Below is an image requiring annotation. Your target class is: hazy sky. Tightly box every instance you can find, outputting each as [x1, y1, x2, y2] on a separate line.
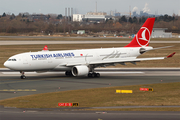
[0, 0, 180, 16]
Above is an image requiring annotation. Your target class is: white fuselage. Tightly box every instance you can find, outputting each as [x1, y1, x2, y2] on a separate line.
[4, 46, 153, 71]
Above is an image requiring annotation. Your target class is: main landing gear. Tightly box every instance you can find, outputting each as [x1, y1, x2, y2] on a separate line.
[20, 71, 26, 79]
[88, 72, 100, 78]
[65, 71, 100, 78]
[88, 66, 100, 78]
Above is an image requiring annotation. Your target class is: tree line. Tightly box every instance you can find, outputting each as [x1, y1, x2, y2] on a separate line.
[0, 12, 179, 35]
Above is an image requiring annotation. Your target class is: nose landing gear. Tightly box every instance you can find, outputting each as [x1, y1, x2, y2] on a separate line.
[20, 71, 26, 79]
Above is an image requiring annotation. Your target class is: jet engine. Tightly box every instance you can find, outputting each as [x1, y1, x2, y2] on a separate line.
[71, 65, 89, 76]
[139, 48, 146, 54]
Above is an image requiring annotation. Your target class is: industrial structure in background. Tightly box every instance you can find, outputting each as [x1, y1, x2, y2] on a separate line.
[72, 9, 159, 22]
[1, 1, 178, 38]
[72, 2, 130, 22]
[64, 2, 174, 38]
[71, 2, 160, 22]
[65, 7, 73, 21]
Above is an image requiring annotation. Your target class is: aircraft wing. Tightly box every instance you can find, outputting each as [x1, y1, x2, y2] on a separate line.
[65, 52, 175, 67]
[89, 57, 165, 65]
[66, 62, 87, 66]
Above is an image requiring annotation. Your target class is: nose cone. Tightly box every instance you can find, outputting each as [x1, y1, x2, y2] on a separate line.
[4, 61, 9, 68]
[4, 61, 16, 70]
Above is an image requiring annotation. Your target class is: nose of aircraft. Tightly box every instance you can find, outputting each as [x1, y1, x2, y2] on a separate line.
[4, 60, 19, 70]
[4, 61, 9, 68]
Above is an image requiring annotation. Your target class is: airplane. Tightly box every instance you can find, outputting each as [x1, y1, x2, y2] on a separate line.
[4, 18, 176, 79]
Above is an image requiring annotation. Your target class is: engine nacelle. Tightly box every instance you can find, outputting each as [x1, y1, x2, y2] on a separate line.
[139, 48, 146, 54]
[71, 66, 89, 76]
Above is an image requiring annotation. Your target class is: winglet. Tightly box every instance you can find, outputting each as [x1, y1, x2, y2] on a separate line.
[43, 45, 48, 51]
[166, 52, 176, 58]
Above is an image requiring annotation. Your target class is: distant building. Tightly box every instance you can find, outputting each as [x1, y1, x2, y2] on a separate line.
[77, 30, 85, 34]
[140, 11, 149, 17]
[132, 11, 137, 17]
[28, 14, 48, 21]
[73, 12, 112, 22]
[73, 14, 85, 22]
[115, 12, 121, 16]
[83, 13, 112, 22]
[110, 11, 114, 16]
[86, 12, 107, 15]
[152, 28, 172, 38]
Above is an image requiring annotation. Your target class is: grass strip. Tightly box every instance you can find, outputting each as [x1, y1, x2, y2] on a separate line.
[0, 82, 180, 110]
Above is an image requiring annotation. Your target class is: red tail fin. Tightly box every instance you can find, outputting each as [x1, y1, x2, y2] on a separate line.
[125, 18, 155, 47]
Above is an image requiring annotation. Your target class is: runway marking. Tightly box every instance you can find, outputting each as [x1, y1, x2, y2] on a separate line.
[0, 89, 36, 91]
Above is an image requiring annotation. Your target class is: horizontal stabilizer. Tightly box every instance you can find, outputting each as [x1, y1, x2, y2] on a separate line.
[140, 46, 174, 53]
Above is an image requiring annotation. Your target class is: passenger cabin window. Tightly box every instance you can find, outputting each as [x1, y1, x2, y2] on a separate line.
[8, 59, 16, 61]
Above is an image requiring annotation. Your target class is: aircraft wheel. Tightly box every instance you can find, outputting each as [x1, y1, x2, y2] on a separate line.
[92, 73, 96, 78]
[20, 71, 26, 79]
[20, 75, 26, 79]
[96, 73, 100, 77]
[88, 73, 92, 77]
[88, 73, 100, 78]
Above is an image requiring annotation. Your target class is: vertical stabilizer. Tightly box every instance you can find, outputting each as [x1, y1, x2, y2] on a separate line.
[125, 18, 155, 47]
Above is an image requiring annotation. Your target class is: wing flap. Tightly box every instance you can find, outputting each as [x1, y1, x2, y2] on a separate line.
[66, 62, 87, 66]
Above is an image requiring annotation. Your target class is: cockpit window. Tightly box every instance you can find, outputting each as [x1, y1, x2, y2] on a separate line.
[8, 59, 16, 61]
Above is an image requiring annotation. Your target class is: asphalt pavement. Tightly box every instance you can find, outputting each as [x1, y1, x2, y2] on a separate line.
[0, 68, 180, 120]
[0, 68, 180, 100]
[0, 107, 180, 120]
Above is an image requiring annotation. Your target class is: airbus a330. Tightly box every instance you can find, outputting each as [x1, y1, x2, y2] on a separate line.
[4, 18, 175, 79]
